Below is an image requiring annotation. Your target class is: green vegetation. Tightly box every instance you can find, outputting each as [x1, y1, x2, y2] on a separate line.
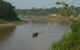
[56, 2, 76, 17]
[50, 2, 80, 50]
[50, 21, 80, 50]
[0, 0, 20, 22]
[16, 5, 80, 17]
[0, 19, 8, 24]
[16, 7, 60, 16]
[71, 21, 80, 32]
[50, 32, 80, 50]
[16, 8, 54, 16]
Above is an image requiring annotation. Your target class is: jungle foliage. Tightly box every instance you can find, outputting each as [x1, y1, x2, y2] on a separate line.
[0, 0, 19, 21]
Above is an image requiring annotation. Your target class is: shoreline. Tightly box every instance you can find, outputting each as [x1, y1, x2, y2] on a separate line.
[0, 21, 28, 31]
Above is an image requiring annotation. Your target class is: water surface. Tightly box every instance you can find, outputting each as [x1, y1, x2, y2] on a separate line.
[0, 21, 70, 50]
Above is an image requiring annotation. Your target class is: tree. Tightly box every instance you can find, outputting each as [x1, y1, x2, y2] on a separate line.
[0, 0, 2, 1]
[75, 7, 80, 16]
[56, 2, 76, 17]
[0, 0, 19, 21]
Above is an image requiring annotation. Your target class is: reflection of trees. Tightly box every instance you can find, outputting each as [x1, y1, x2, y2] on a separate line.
[0, 26, 16, 42]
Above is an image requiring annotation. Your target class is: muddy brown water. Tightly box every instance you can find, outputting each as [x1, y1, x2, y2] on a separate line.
[0, 21, 70, 50]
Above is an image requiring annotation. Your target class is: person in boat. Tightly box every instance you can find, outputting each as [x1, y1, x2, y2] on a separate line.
[32, 32, 39, 38]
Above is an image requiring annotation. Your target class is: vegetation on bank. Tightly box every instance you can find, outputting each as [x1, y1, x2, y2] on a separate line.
[16, 3, 80, 17]
[16, 1, 80, 24]
[16, 7, 80, 16]
[50, 2, 80, 50]
[50, 21, 80, 50]
[0, 0, 20, 24]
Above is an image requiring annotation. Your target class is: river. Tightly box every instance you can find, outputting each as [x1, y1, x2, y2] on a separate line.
[0, 21, 70, 50]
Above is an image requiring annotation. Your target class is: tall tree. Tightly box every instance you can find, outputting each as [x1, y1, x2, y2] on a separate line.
[56, 2, 76, 17]
[0, 0, 19, 21]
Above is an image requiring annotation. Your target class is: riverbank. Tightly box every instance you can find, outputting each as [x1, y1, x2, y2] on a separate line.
[50, 32, 80, 50]
[0, 21, 29, 32]
[50, 20, 80, 50]
[0, 20, 29, 25]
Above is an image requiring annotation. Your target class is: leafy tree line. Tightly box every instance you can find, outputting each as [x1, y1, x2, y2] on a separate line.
[0, 0, 19, 21]
[16, 6, 80, 17]
[16, 7, 58, 16]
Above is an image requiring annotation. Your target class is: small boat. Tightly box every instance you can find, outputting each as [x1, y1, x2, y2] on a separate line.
[32, 32, 39, 38]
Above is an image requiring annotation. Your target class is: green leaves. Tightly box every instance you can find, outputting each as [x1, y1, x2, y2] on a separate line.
[56, 2, 68, 7]
[0, 0, 19, 21]
[56, 2, 76, 17]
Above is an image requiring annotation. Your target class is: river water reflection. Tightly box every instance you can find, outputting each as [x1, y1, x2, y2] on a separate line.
[0, 21, 70, 50]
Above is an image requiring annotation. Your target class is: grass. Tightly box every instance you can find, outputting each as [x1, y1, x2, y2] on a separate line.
[0, 19, 8, 24]
[50, 21, 80, 50]
[50, 32, 80, 50]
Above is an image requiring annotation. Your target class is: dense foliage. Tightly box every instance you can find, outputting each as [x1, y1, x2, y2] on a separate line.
[71, 21, 80, 32]
[50, 2, 80, 50]
[0, 0, 19, 21]
[50, 21, 80, 50]
[50, 32, 80, 50]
